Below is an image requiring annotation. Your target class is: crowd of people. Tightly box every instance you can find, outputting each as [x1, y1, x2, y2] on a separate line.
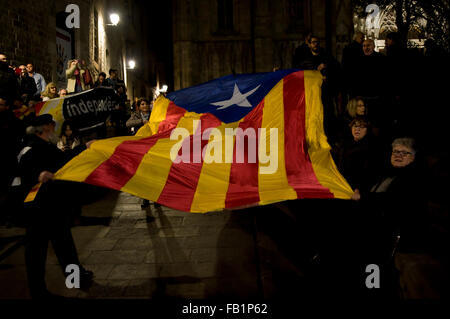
[292, 31, 448, 296]
[0, 53, 160, 298]
[0, 30, 447, 298]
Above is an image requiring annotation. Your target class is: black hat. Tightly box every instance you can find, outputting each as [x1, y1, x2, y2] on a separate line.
[31, 114, 55, 127]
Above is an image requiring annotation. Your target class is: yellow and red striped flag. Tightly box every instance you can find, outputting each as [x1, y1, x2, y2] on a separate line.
[53, 70, 353, 212]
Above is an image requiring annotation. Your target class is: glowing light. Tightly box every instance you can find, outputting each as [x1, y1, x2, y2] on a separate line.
[110, 13, 120, 26]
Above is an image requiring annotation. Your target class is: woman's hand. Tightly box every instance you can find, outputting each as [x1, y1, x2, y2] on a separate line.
[38, 171, 54, 183]
[351, 189, 361, 201]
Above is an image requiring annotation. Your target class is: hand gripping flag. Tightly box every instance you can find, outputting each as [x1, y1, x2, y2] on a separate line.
[51, 70, 353, 212]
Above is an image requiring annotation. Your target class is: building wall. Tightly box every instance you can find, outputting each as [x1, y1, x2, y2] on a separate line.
[172, 0, 353, 90]
[0, 0, 55, 82]
[1, 0, 158, 102]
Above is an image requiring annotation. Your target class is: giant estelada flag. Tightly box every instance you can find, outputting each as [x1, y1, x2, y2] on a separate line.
[52, 70, 353, 213]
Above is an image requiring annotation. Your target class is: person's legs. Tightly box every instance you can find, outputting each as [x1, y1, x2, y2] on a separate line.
[24, 206, 50, 298]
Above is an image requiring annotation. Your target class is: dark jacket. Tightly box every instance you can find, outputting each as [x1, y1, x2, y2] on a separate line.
[365, 163, 427, 252]
[335, 135, 382, 193]
[0, 110, 23, 189]
[18, 135, 85, 195]
[0, 62, 19, 100]
[18, 74, 38, 100]
[351, 52, 386, 97]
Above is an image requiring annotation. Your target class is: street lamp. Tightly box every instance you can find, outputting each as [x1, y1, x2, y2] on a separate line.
[109, 13, 120, 26]
[128, 60, 136, 69]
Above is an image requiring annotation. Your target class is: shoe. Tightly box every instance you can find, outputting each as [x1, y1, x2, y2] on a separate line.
[79, 266, 94, 289]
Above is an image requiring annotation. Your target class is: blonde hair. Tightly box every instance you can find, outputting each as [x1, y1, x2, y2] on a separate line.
[41, 82, 58, 99]
[346, 97, 365, 118]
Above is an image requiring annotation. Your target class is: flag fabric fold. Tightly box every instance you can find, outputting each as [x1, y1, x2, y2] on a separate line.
[53, 70, 353, 213]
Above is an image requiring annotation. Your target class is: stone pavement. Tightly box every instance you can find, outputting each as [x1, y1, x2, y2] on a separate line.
[0, 190, 310, 300]
[0, 190, 447, 300]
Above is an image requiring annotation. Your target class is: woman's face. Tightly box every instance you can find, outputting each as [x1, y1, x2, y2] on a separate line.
[391, 145, 415, 168]
[356, 100, 365, 116]
[139, 101, 150, 113]
[99, 75, 105, 83]
[351, 123, 367, 141]
[65, 125, 73, 137]
[50, 86, 57, 94]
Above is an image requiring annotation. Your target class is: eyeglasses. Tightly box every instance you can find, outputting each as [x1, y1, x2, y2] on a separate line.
[392, 150, 413, 156]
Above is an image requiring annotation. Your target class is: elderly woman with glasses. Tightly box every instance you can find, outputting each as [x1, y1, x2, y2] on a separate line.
[352, 137, 426, 254]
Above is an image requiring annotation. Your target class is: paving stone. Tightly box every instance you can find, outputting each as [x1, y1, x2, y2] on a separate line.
[0, 227, 26, 237]
[1, 245, 26, 265]
[113, 204, 143, 211]
[123, 278, 158, 296]
[109, 216, 139, 227]
[145, 248, 191, 263]
[72, 225, 111, 239]
[105, 228, 150, 239]
[152, 216, 185, 228]
[157, 227, 200, 238]
[183, 214, 229, 226]
[84, 250, 147, 264]
[87, 279, 130, 298]
[134, 220, 150, 229]
[81, 264, 115, 280]
[160, 262, 216, 278]
[83, 238, 119, 251]
[182, 235, 222, 248]
[108, 264, 160, 279]
[189, 248, 217, 263]
[165, 282, 206, 298]
[114, 238, 154, 250]
[116, 195, 143, 204]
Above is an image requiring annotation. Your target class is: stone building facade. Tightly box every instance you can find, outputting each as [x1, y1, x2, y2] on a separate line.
[1, 0, 162, 101]
[172, 0, 354, 90]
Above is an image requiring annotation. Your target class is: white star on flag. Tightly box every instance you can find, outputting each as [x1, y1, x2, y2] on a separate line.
[211, 83, 261, 110]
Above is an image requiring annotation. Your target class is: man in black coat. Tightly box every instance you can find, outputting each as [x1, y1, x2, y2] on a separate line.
[292, 34, 342, 144]
[0, 53, 20, 101]
[18, 114, 94, 298]
[17, 65, 38, 104]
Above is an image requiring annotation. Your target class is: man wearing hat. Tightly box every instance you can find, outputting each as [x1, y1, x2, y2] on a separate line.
[17, 114, 94, 299]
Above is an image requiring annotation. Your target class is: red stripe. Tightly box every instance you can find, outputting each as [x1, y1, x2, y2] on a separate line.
[84, 102, 186, 189]
[283, 71, 333, 198]
[157, 102, 186, 134]
[224, 101, 264, 208]
[35, 101, 45, 114]
[156, 113, 222, 211]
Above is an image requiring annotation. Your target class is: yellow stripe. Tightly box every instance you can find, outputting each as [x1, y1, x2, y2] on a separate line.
[304, 71, 353, 199]
[56, 96, 172, 183]
[136, 95, 170, 136]
[190, 121, 239, 213]
[55, 135, 141, 182]
[24, 183, 41, 203]
[258, 79, 297, 204]
[121, 112, 202, 201]
[39, 99, 65, 135]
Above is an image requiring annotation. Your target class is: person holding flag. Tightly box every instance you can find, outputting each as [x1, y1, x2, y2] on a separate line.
[17, 114, 94, 298]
